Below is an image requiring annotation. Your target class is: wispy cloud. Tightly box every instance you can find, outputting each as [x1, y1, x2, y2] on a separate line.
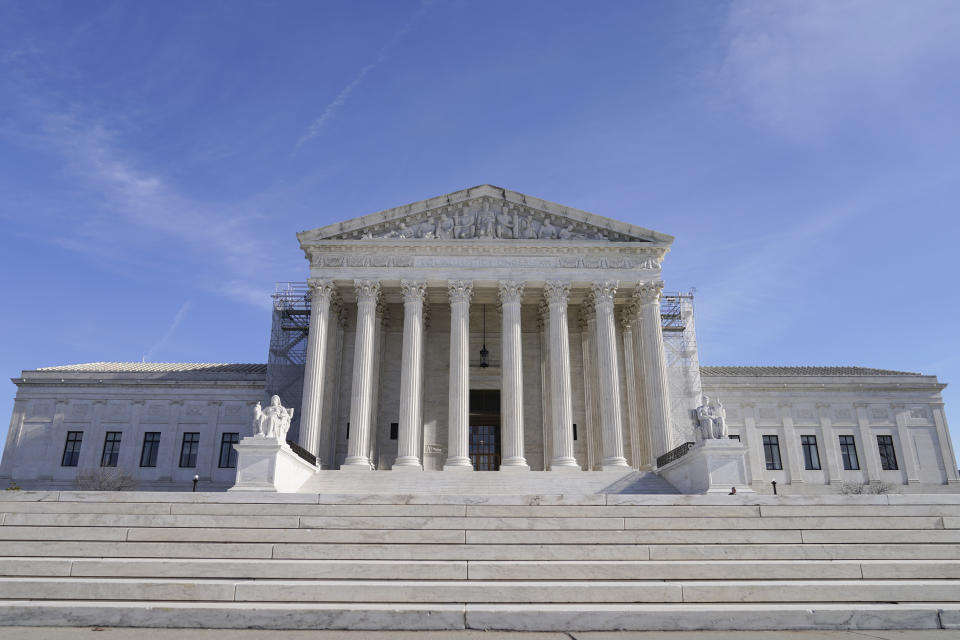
[143, 300, 191, 361]
[717, 1, 960, 140]
[296, 0, 436, 148]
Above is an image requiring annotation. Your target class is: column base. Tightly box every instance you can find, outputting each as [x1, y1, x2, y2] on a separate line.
[601, 456, 629, 470]
[499, 463, 530, 472]
[550, 460, 582, 472]
[443, 464, 474, 471]
[601, 463, 631, 471]
[392, 462, 423, 471]
[340, 457, 374, 471]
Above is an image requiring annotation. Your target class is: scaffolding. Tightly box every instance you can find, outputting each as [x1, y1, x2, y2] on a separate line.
[661, 292, 702, 447]
[264, 282, 310, 441]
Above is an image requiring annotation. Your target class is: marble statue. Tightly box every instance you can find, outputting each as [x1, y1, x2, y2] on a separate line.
[695, 395, 727, 440]
[253, 395, 295, 442]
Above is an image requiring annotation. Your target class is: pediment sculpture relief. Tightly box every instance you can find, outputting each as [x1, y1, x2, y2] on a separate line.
[332, 199, 645, 242]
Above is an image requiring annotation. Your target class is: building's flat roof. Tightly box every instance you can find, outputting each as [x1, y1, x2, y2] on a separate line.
[700, 366, 922, 377]
[33, 362, 268, 375]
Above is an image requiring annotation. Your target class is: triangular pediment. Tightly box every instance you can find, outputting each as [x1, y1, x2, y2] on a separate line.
[297, 185, 674, 245]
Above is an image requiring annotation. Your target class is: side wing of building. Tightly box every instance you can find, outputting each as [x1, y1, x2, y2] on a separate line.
[0, 363, 266, 491]
[701, 366, 959, 493]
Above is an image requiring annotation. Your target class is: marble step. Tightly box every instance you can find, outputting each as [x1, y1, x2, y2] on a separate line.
[6, 491, 960, 506]
[6, 499, 960, 519]
[3, 541, 960, 561]
[7, 558, 960, 581]
[0, 510, 948, 531]
[1, 577, 960, 603]
[0, 600, 954, 631]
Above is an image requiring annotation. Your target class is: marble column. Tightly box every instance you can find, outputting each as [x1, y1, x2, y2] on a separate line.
[620, 310, 642, 470]
[343, 279, 380, 470]
[816, 403, 842, 485]
[537, 301, 553, 471]
[444, 280, 473, 470]
[394, 280, 427, 470]
[631, 305, 652, 469]
[635, 281, 673, 464]
[499, 280, 529, 471]
[299, 278, 336, 461]
[544, 281, 579, 471]
[592, 281, 629, 469]
[579, 300, 600, 470]
[932, 403, 960, 483]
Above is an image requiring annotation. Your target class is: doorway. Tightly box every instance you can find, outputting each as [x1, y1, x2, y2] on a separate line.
[469, 389, 500, 471]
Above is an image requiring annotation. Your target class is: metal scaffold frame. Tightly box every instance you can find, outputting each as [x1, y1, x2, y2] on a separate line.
[264, 282, 310, 440]
[662, 292, 702, 447]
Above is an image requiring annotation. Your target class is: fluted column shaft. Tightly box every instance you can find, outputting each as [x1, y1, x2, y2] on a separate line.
[621, 312, 642, 470]
[299, 279, 335, 462]
[394, 281, 426, 470]
[593, 282, 629, 469]
[545, 281, 579, 470]
[444, 280, 473, 470]
[636, 281, 673, 464]
[499, 281, 529, 470]
[343, 280, 380, 469]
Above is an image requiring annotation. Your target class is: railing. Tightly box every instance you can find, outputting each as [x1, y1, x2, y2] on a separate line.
[286, 440, 317, 466]
[656, 441, 695, 468]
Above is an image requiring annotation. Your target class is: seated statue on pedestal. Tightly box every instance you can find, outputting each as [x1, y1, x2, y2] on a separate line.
[695, 394, 727, 441]
[253, 395, 295, 442]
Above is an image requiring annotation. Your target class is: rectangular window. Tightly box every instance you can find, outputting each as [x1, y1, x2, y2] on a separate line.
[179, 432, 200, 468]
[728, 434, 741, 441]
[140, 432, 160, 468]
[839, 435, 860, 470]
[100, 431, 122, 467]
[801, 435, 821, 470]
[572, 424, 578, 441]
[762, 435, 782, 470]
[61, 431, 83, 467]
[218, 432, 240, 469]
[877, 435, 899, 471]
[389, 422, 399, 440]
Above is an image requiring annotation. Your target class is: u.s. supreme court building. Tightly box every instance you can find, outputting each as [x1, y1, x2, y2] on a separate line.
[2, 185, 957, 494]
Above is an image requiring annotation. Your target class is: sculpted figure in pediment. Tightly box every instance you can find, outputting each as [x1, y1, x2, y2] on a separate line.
[538, 216, 558, 239]
[455, 207, 477, 239]
[519, 216, 538, 239]
[435, 212, 454, 239]
[476, 204, 496, 238]
[495, 207, 515, 238]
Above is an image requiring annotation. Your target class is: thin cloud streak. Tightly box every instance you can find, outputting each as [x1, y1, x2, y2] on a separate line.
[143, 300, 191, 361]
[295, 0, 435, 148]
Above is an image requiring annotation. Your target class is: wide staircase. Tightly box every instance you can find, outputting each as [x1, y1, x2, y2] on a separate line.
[0, 490, 958, 631]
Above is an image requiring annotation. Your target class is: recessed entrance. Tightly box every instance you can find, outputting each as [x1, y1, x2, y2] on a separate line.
[469, 389, 500, 471]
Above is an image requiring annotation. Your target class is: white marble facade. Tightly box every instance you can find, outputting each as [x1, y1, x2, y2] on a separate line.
[294, 185, 677, 474]
[1, 185, 957, 492]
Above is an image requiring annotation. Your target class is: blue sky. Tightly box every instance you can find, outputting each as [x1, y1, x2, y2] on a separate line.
[2, 1, 959, 464]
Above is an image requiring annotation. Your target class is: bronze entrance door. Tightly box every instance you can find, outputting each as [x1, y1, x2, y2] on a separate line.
[469, 390, 500, 471]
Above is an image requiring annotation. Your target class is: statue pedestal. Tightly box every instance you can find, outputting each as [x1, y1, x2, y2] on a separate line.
[658, 440, 755, 494]
[229, 436, 317, 493]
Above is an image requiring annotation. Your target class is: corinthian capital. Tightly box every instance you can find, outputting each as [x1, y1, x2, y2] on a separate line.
[591, 280, 619, 305]
[634, 280, 664, 305]
[400, 280, 427, 303]
[307, 278, 336, 303]
[448, 280, 474, 303]
[543, 280, 570, 305]
[498, 280, 525, 305]
[354, 279, 381, 303]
